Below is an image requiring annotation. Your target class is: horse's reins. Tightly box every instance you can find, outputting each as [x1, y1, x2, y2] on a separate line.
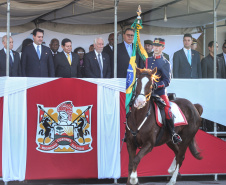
[123, 73, 153, 149]
[125, 97, 152, 149]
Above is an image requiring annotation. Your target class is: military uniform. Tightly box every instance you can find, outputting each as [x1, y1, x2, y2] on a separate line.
[146, 55, 171, 96]
[147, 38, 182, 144]
[150, 51, 169, 61]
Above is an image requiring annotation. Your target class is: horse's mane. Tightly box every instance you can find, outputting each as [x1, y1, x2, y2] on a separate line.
[137, 68, 160, 83]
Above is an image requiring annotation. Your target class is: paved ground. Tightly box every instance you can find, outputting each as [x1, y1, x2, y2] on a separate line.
[1, 175, 226, 185]
[2, 181, 226, 185]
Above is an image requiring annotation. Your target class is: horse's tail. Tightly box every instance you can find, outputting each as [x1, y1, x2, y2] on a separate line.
[193, 103, 203, 116]
[189, 137, 203, 160]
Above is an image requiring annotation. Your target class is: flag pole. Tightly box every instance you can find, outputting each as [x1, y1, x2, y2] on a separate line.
[6, 0, 10, 77]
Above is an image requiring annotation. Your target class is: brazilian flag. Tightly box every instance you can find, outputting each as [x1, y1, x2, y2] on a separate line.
[125, 19, 148, 114]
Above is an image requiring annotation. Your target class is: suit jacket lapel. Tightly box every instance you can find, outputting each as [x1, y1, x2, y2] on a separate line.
[92, 51, 100, 71]
[191, 50, 195, 66]
[32, 44, 40, 60]
[102, 53, 106, 75]
[181, 49, 190, 65]
[122, 43, 130, 59]
[62, 52, 71, 66]
[40, 45, 46, 60]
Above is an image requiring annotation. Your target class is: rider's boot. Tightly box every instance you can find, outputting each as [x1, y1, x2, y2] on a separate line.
[167, 118, 182, 144]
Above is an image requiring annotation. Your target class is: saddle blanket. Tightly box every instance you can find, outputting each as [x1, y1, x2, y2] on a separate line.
[154, 101, 188, 127]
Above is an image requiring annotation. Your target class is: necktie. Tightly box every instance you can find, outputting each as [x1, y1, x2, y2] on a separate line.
[128, 44, 132, 57]
[98, 54, 103, 78]
[37, 45, 41, 59]
[67, 53, 71, 65]
[9, 51, 13, 67]
[187, 49, 191, 65]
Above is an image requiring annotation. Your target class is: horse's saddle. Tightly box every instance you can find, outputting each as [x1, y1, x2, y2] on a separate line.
[152, 93, 188, 127]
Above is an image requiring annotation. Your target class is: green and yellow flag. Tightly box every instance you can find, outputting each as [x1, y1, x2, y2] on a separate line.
[125, 18, 148, 114]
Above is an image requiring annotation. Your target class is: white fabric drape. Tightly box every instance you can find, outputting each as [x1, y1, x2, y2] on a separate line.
[2, 90, 27, 181]
[0, 77, 57, 97]
[97, 85, 121, 179]
[1, 77, 226, 182]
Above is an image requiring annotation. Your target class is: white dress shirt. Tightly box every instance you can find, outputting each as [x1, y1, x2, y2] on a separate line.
[33, 42, 42, 55]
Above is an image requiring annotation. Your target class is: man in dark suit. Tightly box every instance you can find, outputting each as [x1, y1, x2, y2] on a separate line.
[103, 33, 114, 78]
[173, 33, 202, 78]
[117, 28, 144, 78]
[21, 28, 55, 77]
[54, 38, 81, 78]
[201, 41, 225, 78]
[0, 35, 21, 76]
[217, 40, 226, 78]
[49, 38, 60, 57]
[84, 37, 111, 78]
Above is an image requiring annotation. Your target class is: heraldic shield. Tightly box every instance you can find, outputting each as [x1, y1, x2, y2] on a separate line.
[36, 101, 93, 153]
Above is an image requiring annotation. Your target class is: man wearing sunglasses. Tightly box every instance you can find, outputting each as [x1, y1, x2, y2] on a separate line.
[117, 28, 144, 78]
[217, 40, 226, 78]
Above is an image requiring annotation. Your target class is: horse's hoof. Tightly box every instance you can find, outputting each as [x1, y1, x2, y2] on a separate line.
[130, 178, 138, 185]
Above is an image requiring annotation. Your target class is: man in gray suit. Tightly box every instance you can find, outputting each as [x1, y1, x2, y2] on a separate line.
[201, 41, 225, 78]
[173, 33, 202, 78]
[217, 40, 226, 78]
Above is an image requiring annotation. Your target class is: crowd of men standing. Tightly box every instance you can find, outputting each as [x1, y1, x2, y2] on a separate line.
[0, 28, 226, 79]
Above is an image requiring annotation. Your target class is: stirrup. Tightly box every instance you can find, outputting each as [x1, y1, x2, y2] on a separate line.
[172, 133, 182, 144]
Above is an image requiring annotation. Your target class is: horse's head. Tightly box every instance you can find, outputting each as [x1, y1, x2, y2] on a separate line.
[134, 67, 158, 109]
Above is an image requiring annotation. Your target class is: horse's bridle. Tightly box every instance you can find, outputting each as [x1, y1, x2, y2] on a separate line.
[137, 92, 152, 102]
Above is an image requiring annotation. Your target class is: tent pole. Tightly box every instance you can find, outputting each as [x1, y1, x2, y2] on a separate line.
[6, 0, 10, 77]
[203, 25, 206, 57]
[114, 0, 119, 78]
[213, 0, 217, 79]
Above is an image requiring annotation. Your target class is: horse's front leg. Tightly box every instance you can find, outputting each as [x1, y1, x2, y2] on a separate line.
[130, 142, 153, 185]
[126, 138, 137, 185]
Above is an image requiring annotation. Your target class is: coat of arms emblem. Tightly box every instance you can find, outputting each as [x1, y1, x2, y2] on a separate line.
[36, 101, 93, 153]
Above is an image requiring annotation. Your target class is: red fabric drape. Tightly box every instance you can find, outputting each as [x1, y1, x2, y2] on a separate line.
[120, 92, 226, 177]
[26, 78, 98, 180]
[0, 97, 3, 177]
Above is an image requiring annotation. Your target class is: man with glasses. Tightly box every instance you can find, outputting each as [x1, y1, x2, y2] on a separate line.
[103, 33, 115, 78]
[117, 28, 144, 78]
[201, 41, 225, 78]
[217, 40, 226, 78]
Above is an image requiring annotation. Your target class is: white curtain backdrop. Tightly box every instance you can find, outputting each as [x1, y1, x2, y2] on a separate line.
[2, 90, 27, 181]
[97, 85, 121, 179]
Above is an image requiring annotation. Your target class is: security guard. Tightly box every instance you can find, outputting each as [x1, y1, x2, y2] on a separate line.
[146, 38, 182, 144]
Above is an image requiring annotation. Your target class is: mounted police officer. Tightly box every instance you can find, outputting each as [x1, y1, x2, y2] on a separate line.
[146, 38, 182, 144]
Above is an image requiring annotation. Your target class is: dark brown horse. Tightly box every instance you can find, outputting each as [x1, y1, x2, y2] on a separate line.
[126, 68, 203, 185]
